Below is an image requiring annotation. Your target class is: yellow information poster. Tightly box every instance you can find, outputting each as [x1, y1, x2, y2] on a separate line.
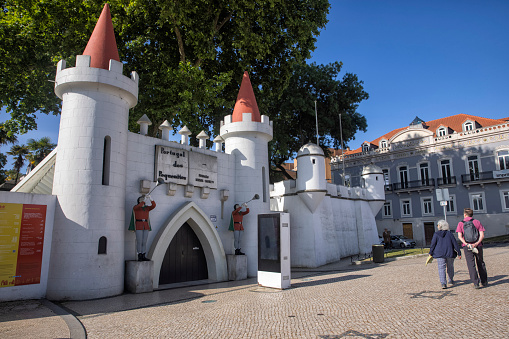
[0, 203, 46, 288]
[0, 203, 23, 287]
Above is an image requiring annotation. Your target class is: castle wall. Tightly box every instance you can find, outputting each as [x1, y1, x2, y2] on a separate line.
[124, 132, 237, 264]
[271, 182, 380, 268]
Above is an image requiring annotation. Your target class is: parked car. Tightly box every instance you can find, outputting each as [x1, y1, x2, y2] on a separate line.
[391, 235, 416, 248]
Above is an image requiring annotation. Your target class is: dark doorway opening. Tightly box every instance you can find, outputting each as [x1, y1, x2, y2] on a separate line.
[424, 222, 435, 246]
[159, 223, 208, 285]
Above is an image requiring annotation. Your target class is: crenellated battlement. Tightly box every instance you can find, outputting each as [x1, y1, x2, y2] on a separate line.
[56, 55, 139, 84]
[220, 113, 273, 127]
[219, 113, 273, 141]
[54, 55, 139, 108]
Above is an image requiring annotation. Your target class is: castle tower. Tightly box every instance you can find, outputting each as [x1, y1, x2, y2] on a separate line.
[220, 72, 273, 277]
[361, 164, 385, 215]
[296, 143, 327, 213]
[48, 4, 138, 300]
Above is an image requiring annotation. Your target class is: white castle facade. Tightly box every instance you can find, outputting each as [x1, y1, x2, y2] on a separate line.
[0, 4, 383, 301]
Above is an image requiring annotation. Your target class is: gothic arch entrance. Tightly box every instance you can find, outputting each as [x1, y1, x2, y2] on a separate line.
[148, 201, 228, 289]
[159, 222, 208, 284]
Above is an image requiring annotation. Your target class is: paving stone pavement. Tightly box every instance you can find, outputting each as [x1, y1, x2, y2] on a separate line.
[1, 244, 508, 338]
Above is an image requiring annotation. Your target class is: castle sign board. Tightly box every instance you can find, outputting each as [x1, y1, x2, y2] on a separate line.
[155, 146, 217, 189]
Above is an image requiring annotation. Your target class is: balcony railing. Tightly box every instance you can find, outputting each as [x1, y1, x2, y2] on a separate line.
[392, 179, 435, 191]
[437, 176, 457, 186]
[461, 171, 494, 183]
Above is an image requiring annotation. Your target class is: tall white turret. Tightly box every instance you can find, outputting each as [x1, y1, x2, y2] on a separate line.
[220, 72, 273, 277]
[49, 4, 138, 300]
[296, 143, 327, 213]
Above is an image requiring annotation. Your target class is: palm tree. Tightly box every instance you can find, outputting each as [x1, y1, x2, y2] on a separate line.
[27, 137, 56, 169]
[7, 145, 29, 183]
[0, 123, 18, 146]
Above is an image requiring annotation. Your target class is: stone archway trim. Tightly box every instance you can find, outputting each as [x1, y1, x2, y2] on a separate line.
[148, 201, 228, 288]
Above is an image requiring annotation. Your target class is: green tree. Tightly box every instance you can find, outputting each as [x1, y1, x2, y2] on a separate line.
[0, 123, 18, 184]
[6, 144, 29, 183]
[263, 62, 368, 181]
[26, 137, 56, 170]
[0, 0, 330, 138]
[0, 153, 7, 183]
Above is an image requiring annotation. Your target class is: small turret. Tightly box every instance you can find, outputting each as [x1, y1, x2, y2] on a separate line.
[296, 143, 326, 213]
[361, 163, 385, 215]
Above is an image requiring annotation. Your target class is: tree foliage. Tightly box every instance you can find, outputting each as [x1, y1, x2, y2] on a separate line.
[1, 0, 330, 138]
[263, 61, 368, 181]
[26, 136, 56, 170]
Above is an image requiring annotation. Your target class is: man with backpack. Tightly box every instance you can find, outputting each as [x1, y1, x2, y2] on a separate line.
[456, 208, 488, 289]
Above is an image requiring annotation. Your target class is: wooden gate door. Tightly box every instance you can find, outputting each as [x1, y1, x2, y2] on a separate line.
[159, 223, 208, 285]
[424, 222, 435, 246]
[402, 223, 413, 239]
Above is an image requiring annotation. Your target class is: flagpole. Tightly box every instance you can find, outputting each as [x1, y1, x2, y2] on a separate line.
[315, 100, 319, 145]
[339, 113, 345, 185]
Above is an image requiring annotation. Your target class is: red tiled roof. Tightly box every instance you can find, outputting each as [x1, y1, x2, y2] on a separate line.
[346, 114, 507, 155]
[83, 4, 120, 70]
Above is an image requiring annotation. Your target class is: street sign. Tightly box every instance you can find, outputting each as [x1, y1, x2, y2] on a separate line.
[436, 188, 450, 201]
[440, 201, 448, 206]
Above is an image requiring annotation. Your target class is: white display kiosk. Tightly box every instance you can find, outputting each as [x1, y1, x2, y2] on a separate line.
[257, 212, 291, 289]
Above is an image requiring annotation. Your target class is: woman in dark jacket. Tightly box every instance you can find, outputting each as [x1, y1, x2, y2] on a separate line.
[429, 220, 462, 289]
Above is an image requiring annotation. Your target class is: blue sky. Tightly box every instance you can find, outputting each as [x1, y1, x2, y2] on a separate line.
[311, 0, 509, 146]
[2, 0, 509, 168]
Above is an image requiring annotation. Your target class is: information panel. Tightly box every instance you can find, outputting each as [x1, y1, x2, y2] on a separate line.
[154, 145, 218, 189]
[0, 203, 46, 288]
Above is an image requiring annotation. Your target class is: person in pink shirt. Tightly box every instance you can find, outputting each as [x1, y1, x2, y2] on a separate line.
[456, 208, 488, 289]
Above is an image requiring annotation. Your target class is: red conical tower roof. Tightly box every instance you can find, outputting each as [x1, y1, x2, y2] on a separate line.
[232, 72, 261, 122]
[83, 4, 120, 70]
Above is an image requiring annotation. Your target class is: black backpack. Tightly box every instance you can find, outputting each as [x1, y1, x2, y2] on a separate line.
[462, 219, 480, 243]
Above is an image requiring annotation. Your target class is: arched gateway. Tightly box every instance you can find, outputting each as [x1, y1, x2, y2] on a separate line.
[148, 202, 228, 289]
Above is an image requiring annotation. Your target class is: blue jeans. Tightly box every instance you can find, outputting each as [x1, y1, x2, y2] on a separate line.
[436, 257, 455, 285]
[234, 230, 242, 249]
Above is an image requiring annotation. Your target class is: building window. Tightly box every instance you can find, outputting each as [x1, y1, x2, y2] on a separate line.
[102, 136, 111, 186]
[467, 155, 480, 181]
[401, 199, 412, 217]
[440, 159, 453, 184]
[497, 150, 509, 170]
[419, 162, 430, 185]
[362, 143, 370, 152]
[98, 236, 107, 254]
[437, 127, 447, 137]
[399, 166, 409, 189]
[500, 191, 509, 212]
[383, 201, 392, 218]
[446, 195, 456, 214]
[380, 140, 388, 148]
[421, 197, 434, 216]
[382, 169, 390, 185]
[262, 166, 267, 202]
[463, 121, 474, 131]
[469, 192, 486, 213]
